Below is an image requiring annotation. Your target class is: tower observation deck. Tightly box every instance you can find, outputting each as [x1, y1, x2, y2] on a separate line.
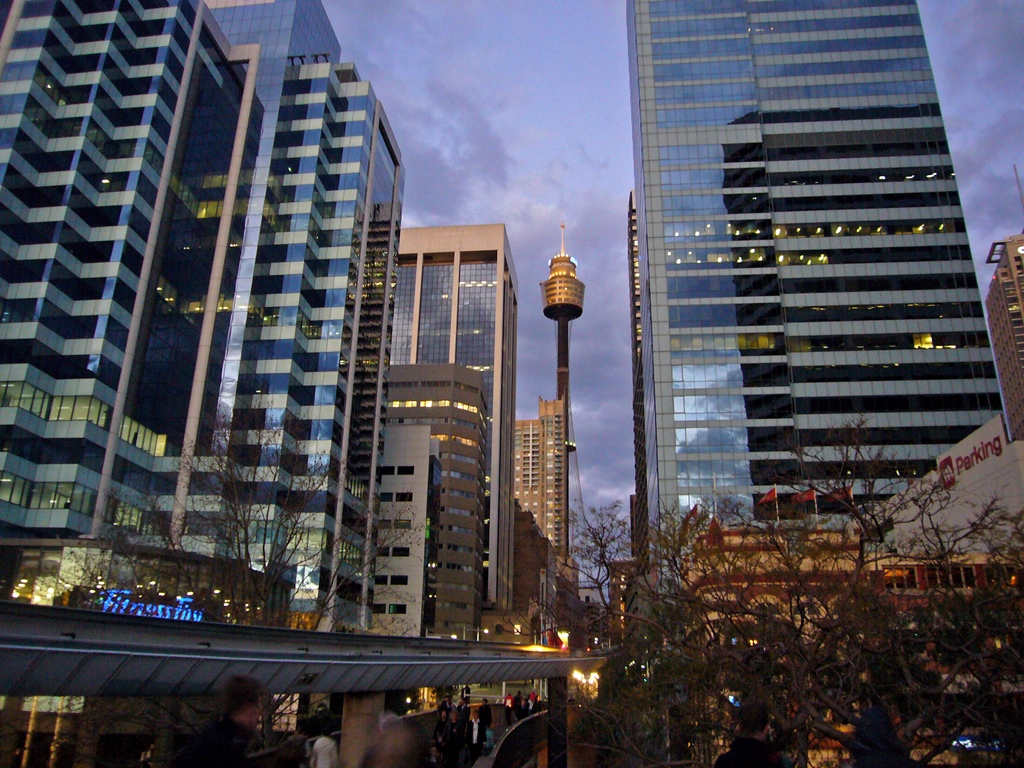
[542, 224, 585, 402]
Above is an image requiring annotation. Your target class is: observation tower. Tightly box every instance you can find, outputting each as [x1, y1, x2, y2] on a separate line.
[542, 223, 585, 401]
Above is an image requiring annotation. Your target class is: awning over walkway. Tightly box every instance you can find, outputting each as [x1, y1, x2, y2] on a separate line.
[0, 603, 606, 698]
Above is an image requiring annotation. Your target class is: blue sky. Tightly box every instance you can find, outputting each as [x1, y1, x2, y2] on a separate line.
[325, 1, 1024, 510]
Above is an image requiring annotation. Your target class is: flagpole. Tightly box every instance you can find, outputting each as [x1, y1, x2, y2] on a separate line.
[774, 484, 779, 522]
[813, 490, 819, 528]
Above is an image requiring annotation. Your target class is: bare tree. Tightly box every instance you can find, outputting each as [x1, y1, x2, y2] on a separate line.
[572, 429, 1024, 768]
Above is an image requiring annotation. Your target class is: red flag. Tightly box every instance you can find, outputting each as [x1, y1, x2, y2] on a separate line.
[791, 488, 816, 504]
[756, 487, 777, 506]
[686, 502, 700, 521]
[825, 486, 854, 502]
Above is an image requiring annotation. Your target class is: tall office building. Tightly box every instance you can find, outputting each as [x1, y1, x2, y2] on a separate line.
[0, 0, 402, 628]
[628, 0, 1001, 515]
[514, 398, 568, 555]
[986, 234, 1024, 442]
[386, 364, 488, 631]
[392, 225, 518, 609]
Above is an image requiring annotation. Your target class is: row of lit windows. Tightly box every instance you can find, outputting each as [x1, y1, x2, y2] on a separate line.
[774, 221, 954, 239]
[788, 331, 982, 352]
[660, 166, 951, 193]
[888, 565, 994, 591]
[390, 399, 480, 415]
[0, 471, 96, 514]
[662, 220, 956, 249]
[670, 333, 782, 354]
[0, 381, 166, 456]
[436, 435, 479, 448]
[666, 330, 985, 357]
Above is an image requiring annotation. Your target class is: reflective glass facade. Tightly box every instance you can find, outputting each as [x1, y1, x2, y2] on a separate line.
[0, 0, 402, 628]
[628, 0, 1001, 514]
[0, 0, 261, 537]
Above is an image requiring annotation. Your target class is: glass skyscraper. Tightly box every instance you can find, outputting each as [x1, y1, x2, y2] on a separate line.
[628, 0, 1001, 515]
[0, 0, 402, 628]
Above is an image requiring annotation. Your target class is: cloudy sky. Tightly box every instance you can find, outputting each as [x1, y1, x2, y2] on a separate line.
[324, 1, 1024, 511]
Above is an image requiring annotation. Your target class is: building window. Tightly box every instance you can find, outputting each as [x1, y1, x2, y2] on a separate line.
[397, 465, 415, 475]
[388, 604, 407, 614]
[391, 575, 409, 585]
[372, 603, 386, 614]
[374, 575, 388, 585]
[395, 492, 413, 502]
[392, 547, 410, 557]
[883, 567, 916, 590]
[379, 492, 394, 502]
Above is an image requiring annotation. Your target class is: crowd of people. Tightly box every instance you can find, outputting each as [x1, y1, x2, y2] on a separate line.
[500, 690, 543, 725]
[431, 695, 495, 768]
[172, 677, 520, 768]
[175, 677, 919, 768]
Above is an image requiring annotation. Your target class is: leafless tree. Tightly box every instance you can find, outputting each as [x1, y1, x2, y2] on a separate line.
[572, 426, 1024, 768]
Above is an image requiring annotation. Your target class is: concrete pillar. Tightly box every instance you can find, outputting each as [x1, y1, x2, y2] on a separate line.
[339, 692, 384, 768]
[546, 676, 568, 768]
[48, 697, 75, 768]
[20, 697, 39, 768]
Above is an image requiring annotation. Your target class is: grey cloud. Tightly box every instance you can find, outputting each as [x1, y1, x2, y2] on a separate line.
[919, 0, 1024, 289]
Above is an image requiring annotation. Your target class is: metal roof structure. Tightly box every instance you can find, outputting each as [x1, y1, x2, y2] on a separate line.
[0, 603, 606, 698]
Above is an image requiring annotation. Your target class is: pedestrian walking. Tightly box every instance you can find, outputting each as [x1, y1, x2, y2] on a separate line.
[466, 709, 486, 765]
[174, 675, 263, 768]
[444, 708, 465, 768]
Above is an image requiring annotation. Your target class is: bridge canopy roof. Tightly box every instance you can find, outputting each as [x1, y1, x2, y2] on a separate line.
[0, 603, 606, 698]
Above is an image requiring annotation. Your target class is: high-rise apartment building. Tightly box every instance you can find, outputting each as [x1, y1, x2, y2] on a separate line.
[392, 225, 518, 609]
[986, 234, 1024, 441]
[514, 398, 567, 554]
[628, 0, 1001, 516]
[386, 364, 488, 631]
[0, 0, 402, 628]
